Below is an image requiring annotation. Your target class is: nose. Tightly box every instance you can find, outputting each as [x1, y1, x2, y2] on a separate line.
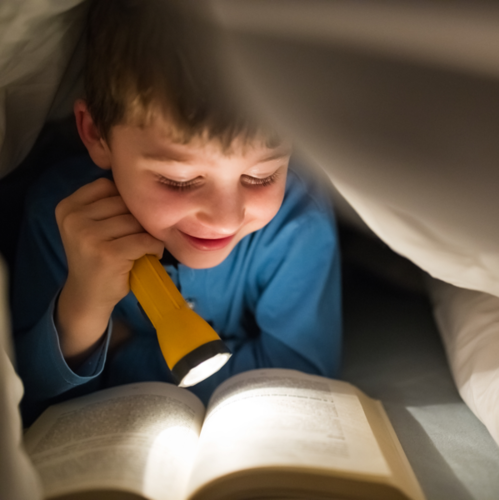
[196, 184, 245, 235]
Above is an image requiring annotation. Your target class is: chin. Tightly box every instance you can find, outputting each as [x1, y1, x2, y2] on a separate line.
[170, 248, 231, 270]
[179, 256, 228, 269]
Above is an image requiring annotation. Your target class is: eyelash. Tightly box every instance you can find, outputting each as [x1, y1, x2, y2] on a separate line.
[157, 171, 280, 191]
[241, 172, 280, 187]
[156, 176, 201, 191]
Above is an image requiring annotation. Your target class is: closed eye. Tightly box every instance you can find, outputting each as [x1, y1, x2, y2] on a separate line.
[242, 171, 280, 187]
[156, 175, 203, 191]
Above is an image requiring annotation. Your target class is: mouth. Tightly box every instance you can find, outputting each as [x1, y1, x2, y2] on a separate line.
[180, 231, 235, 251]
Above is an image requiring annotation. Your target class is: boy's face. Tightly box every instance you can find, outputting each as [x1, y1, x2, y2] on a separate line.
[105, 117, 291, 269]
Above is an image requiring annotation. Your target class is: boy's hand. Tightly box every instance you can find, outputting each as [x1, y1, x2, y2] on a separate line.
[54, 178, 163, 365]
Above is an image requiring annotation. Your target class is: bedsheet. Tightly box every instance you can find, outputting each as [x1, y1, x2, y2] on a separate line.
[342, 268, 499, 500]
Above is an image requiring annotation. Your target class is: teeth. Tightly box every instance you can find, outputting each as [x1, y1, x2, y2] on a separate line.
[181, 231, 234, 241]
[193, 235, 231, 240]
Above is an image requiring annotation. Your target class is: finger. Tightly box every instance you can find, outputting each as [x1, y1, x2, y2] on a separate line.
[84, 195, 130, 221]
[109, 232, 165, 262]
[56, 178, 121, 226]
[67, 178, 120, 208]
[93, 214, 145, 240]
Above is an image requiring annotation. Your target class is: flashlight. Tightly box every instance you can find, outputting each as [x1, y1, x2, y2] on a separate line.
[130, 254, 231, 387]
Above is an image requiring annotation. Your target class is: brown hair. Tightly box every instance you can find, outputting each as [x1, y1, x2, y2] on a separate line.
[84, 0, 281, 149]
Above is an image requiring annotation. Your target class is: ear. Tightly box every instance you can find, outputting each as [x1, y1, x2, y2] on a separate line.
[74, 99, 112, 169]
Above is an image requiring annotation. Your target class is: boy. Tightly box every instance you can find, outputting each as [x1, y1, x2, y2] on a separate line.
[13, 0, 341, 423]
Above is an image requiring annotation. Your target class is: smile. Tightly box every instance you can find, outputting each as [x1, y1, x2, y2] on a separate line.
[180, 231, 235, 251]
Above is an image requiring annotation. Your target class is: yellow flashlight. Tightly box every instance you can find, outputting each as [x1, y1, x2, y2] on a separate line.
[129, 254, 231, 387]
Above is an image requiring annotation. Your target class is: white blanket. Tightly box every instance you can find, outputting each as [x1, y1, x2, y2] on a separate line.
[1, 3, 499, 498]
[0, 257, 41, 500]
[0, 1, 86, 498]
[0, 0, 86, 177]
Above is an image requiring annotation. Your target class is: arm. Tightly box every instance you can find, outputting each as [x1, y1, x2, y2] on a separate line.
[13, 169, 92, 408]
[13, 171, 163, 420]
[429, 278, 499, 444]
[54, 177, 163, 365]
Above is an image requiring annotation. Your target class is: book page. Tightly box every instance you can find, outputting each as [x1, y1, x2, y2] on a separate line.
[360, 396, 426, 500]
[185, 369, 395, 498]
[24, 382, 205, 500]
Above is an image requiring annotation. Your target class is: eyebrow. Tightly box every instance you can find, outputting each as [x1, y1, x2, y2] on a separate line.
[142, 151, 191, 163]
[258, 149, 292, 163]
[142, 146, 292, 164]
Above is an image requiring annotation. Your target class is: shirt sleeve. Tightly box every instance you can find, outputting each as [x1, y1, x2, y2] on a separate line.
[12, 167, 111, 423]
[191, 198, 342, 404]
[15, 294, 111, 395]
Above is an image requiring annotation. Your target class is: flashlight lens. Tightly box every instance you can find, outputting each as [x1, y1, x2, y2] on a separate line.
[179, 352, 231, 387]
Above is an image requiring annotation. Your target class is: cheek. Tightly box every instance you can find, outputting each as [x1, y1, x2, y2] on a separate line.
[247, 183, 286, 226]
[119, 181, 191, 234]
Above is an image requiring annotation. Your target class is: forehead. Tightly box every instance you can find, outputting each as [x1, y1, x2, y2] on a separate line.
[110, 114, 291, 163]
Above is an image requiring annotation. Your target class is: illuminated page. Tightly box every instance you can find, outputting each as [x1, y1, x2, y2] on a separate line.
[24, 382, 205, 500]
[186, 369, 424, 500]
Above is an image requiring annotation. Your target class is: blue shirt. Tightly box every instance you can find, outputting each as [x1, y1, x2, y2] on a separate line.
[13, 155, 341, 424]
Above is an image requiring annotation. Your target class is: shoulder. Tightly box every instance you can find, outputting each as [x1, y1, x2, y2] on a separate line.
[286, 160, 335, 214]
[238, 160, 339, 283]
[25, 154, 110, 218]
[260, 160, 338, 247]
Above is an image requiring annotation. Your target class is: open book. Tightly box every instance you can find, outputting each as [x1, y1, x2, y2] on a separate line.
[24, 369, 426, 500]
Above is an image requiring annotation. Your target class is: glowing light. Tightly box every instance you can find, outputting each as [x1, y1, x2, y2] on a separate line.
[143, 425, 200, 500]
[179, 353, 231, 387]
